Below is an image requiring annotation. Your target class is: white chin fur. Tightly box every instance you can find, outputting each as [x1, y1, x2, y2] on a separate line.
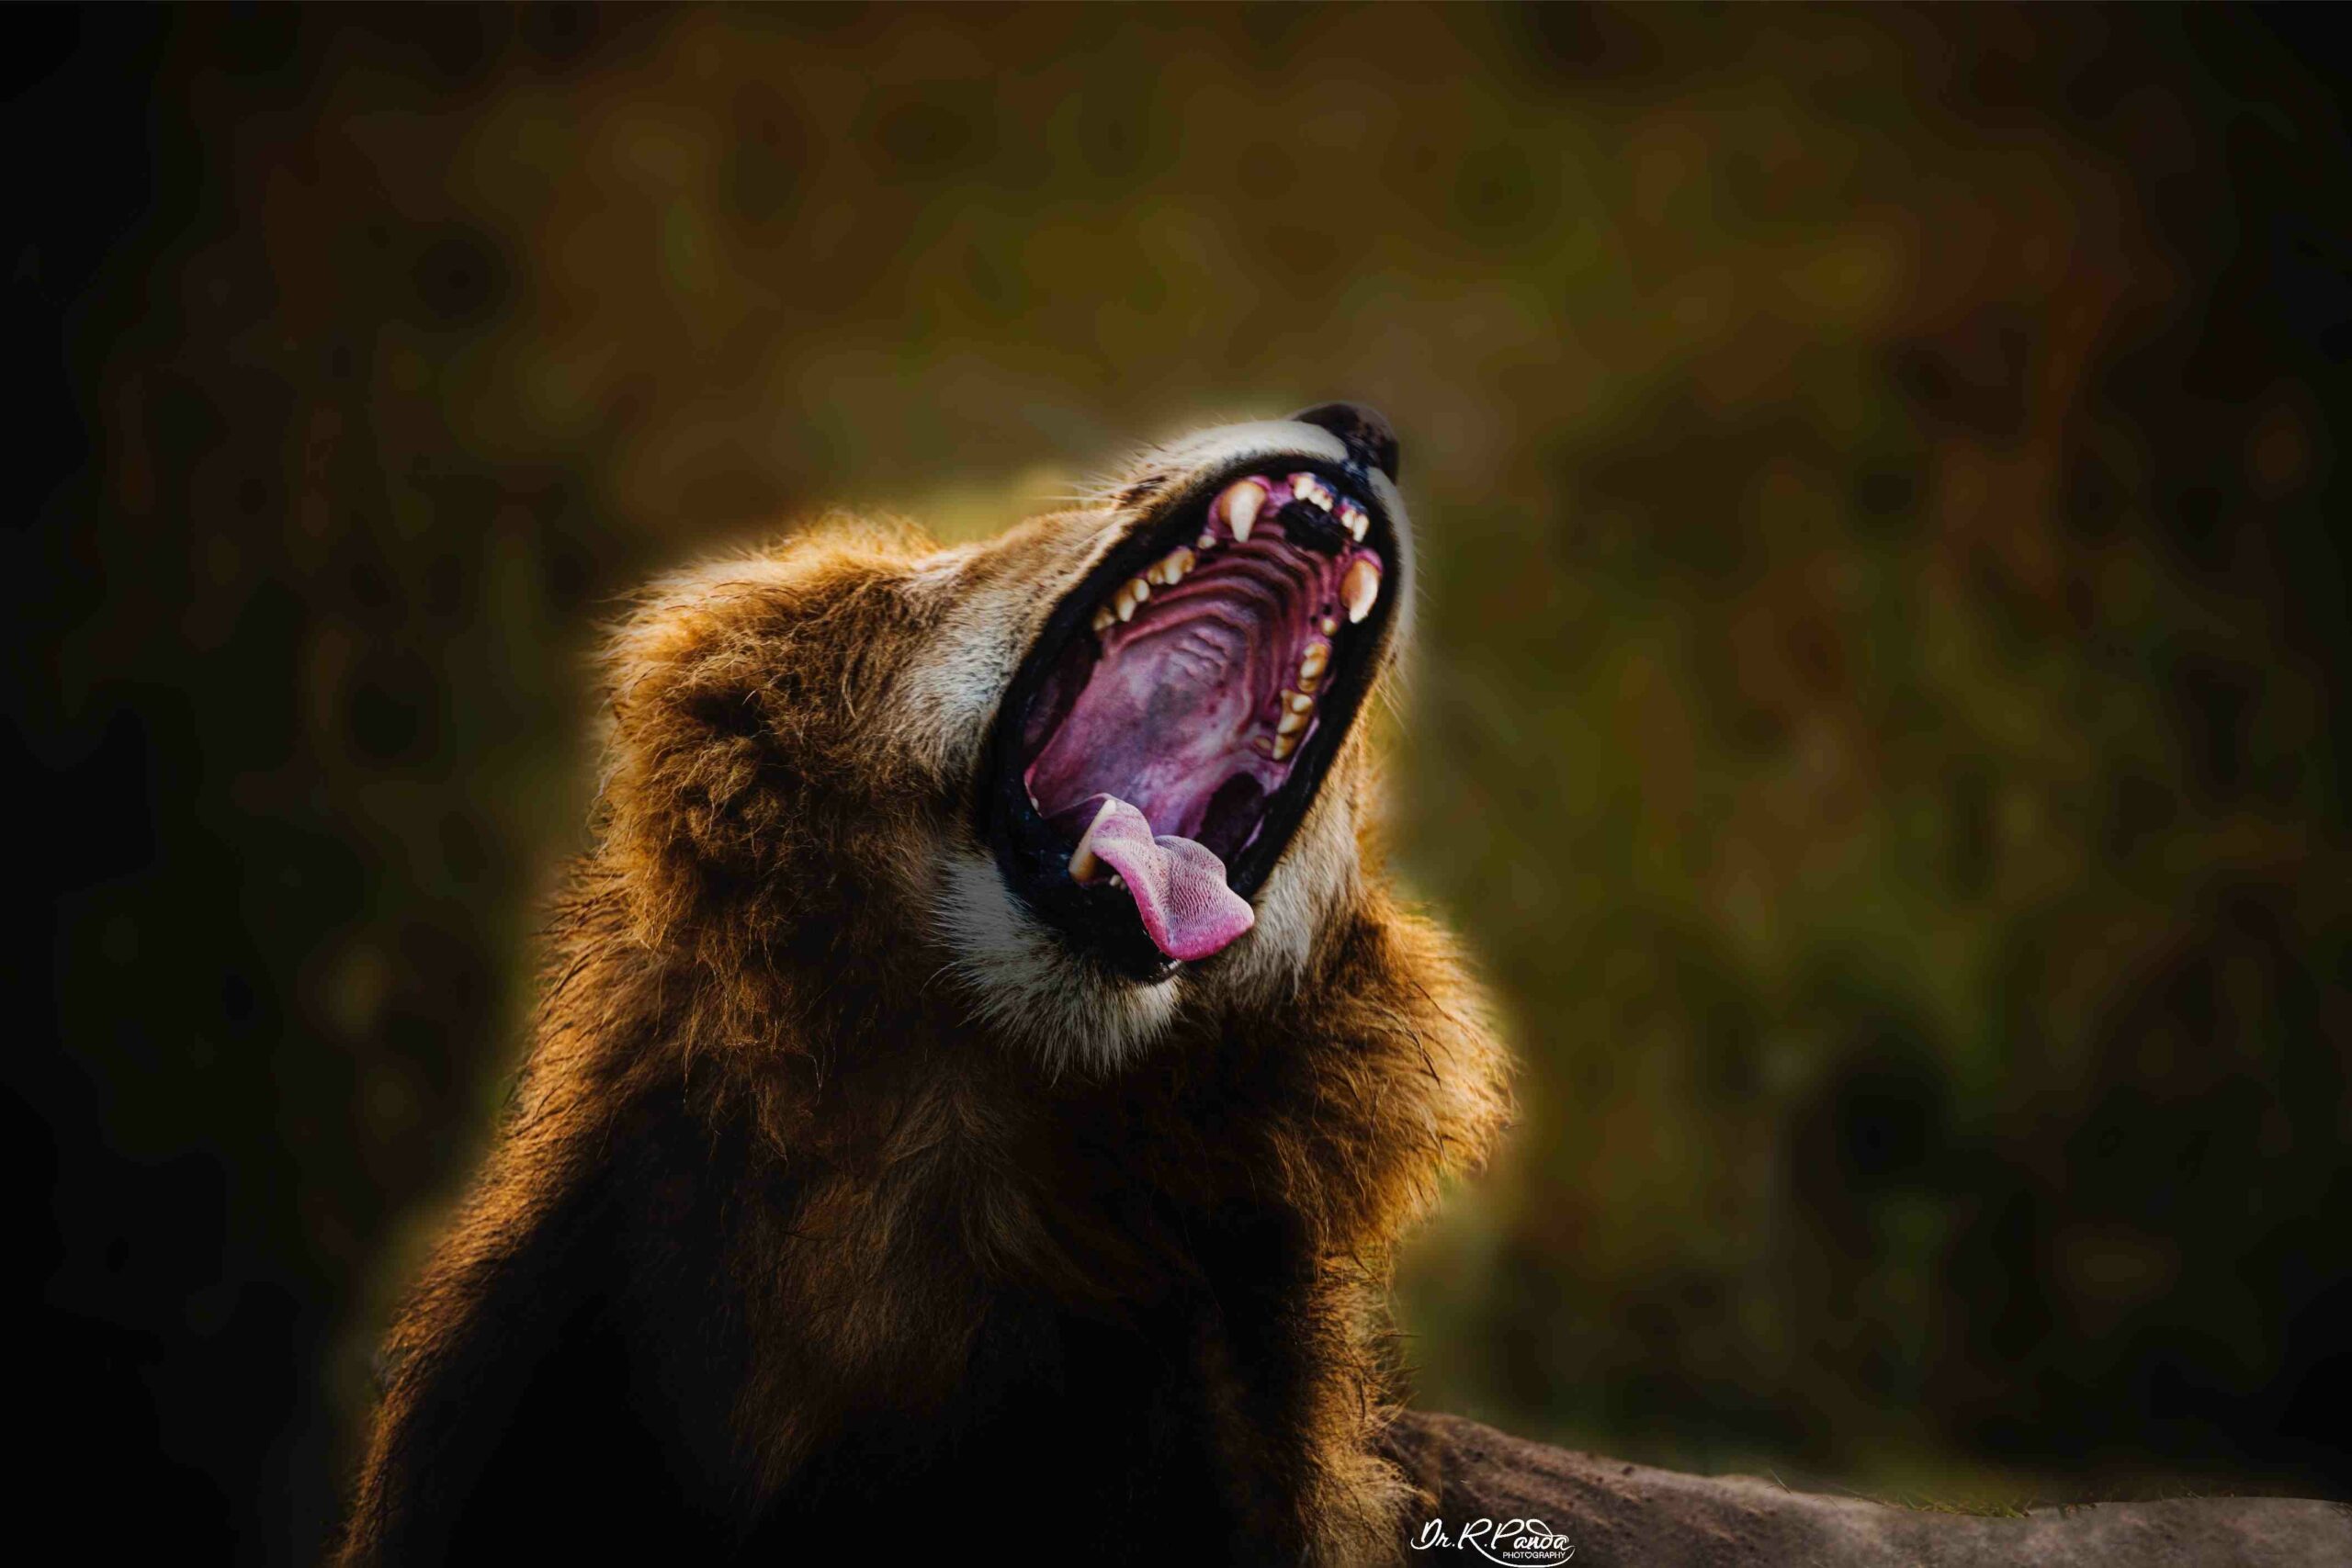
[926, 792, 1355, 1075]
[931, 844, 1183, 1075]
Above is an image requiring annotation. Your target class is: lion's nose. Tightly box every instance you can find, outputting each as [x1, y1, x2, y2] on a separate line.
[1289, 401, 1401, 484]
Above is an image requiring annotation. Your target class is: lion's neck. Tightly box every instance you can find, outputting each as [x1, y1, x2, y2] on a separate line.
[569, 882, 1505, 1565]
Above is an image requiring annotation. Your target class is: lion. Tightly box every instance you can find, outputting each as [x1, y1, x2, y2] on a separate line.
[339, 404, 1514, 1564]
[338, 403, 2352, 1566]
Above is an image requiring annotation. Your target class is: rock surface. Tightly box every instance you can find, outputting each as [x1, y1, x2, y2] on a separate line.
[1385, 1411, 2350, 1567]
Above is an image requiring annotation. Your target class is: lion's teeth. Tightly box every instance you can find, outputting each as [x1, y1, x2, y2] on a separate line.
[1067, 797, 1121, 884]
[1340, 502, 1368, 540]
[1216, 478, 1266, 542]
[1270, 733, 1298, 761]
[1319, 615, 1339, 636]
[1091, 605, 1115, 634]
[1276, 710, 1307, 736]
[1197, 531, 1216, 551]
[1299, 642, 1329, 679]
[1285, 690, 1314, 714]
[1160, 546, 1194, 583]
[1114, 584, 1137, 621]
[1342, 558, 1381, 623]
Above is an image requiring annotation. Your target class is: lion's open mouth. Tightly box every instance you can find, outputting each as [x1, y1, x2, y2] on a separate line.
[983, 460, 1398, 980]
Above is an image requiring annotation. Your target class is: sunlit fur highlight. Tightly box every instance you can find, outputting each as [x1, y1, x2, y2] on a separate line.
[338, 418, 1511, 1566]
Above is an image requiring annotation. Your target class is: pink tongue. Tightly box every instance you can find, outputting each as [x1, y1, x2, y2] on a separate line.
[1073, 795, 1255, 962]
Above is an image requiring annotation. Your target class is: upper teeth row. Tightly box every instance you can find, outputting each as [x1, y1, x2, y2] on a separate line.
[1209, 475, 1370, 543]
[1091, 545, 1200, 633]
[1086, 476, 1382, 639]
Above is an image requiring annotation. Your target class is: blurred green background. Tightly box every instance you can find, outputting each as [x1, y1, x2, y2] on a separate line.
[17, 6, 2348, 1561]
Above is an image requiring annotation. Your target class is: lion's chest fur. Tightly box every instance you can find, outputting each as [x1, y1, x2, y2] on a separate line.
[673, 1050, 1348, 1557]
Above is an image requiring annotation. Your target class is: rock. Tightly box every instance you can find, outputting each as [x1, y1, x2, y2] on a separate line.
[1384, 1412, 2351, 1567]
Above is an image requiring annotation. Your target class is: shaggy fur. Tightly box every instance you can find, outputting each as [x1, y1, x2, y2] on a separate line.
[338, 417, 1512, 1565]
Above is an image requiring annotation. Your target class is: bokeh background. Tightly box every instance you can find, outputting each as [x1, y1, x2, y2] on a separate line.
[18, 6, 2348, 1561]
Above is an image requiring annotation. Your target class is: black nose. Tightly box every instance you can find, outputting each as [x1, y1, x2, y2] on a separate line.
[1290, 401, 1400, 483]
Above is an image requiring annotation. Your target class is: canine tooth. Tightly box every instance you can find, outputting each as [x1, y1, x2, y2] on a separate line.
[1067, 797, 1121, 884]
[1091, 605, 1115, 634]
[1300, 642, 1329, 678]
[1342, 558, 1381, 623]
[1271, 733, 1298, 761]
[1216, 478, 1267, 542]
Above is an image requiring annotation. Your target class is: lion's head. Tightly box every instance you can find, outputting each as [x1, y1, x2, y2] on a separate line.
[601, 404, 1415, 1072]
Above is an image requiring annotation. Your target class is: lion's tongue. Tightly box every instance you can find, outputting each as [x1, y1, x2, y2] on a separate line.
[1070, 794, 1254, 962]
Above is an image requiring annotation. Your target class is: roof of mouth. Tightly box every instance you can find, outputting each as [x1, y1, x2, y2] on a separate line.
[1024, 468, 1385, 848]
